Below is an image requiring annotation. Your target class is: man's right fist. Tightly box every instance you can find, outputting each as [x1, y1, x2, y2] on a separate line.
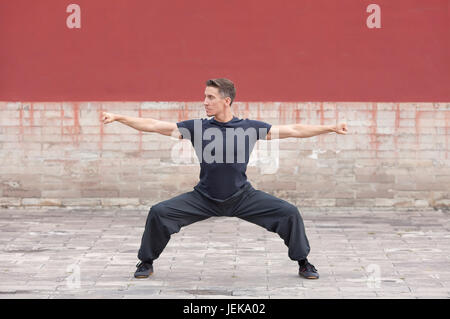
[102, 112, 116, 124]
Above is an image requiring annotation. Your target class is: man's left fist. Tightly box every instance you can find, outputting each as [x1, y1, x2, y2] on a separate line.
[334, 122, 348, 135]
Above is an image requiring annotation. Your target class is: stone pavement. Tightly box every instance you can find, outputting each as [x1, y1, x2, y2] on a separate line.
[0, 206, 449, 299]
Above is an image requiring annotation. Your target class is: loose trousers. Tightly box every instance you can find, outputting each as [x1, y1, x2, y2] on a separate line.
[138, 182, 311, 263]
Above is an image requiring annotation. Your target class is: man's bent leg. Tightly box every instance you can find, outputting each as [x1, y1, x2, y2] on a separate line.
[138, 190, 217, 263]
[232, 189, 311, 261]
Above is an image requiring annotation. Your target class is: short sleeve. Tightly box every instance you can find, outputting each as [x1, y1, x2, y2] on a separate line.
[247, 119, 272, 140]
[176, 119, 195, 143]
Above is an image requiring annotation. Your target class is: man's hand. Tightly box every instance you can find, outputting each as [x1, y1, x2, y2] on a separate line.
[102, 112, 117, 124]
[334, 122, 348, 135]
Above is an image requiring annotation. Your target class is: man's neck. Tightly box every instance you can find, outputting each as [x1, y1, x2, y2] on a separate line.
[214, 113, 234, 123]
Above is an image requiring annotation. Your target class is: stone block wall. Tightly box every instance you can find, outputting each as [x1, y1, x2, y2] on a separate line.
[0, 101, 449, 210]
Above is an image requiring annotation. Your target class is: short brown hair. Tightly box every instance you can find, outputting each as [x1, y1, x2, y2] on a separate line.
[205, 78, 236, 106]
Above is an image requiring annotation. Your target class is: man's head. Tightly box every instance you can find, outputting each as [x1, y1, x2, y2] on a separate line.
[204, 78, 236, 117]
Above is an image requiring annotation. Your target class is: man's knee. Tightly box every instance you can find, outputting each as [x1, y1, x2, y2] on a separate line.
[148, 203, 181, 234]
[149, 203, 168, 219]
[281, 202, 300, 218]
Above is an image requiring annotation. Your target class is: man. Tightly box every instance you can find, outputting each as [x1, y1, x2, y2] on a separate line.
[102, 78, 348, 280]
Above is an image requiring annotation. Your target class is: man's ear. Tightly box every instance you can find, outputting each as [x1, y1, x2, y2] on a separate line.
[225, 97, 231, 106]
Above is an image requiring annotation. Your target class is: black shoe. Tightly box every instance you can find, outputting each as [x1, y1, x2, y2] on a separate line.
[134, 261, 153, 278]
[298, 260, 319, 279]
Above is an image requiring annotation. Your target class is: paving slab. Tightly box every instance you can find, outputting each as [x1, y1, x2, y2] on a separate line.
[0, 207, 449, 299]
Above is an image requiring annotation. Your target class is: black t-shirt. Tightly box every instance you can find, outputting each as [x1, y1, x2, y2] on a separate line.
[176, 116, 272, 200]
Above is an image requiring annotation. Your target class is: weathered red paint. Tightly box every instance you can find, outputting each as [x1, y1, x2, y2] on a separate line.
[295, 109, 301, 124]
[9, 100, 449, 161]
[138, 104, 143, 153]
[334, 105, 339, 137]
[244, 103, 250, 119]
[319, 102, 325, 125]
[60, 103, 64, 137]
[278, 104, 286, 125]
[370, 102, 380, 156]
[29, 103, 35, 127]
[446, 111, 450, 159]
[415, 109, 421, 148]
[63, 103, 81, 146]
[18, 104, 23, 136]
[98, 103, 104, 151]
[394, 103, 401, 156]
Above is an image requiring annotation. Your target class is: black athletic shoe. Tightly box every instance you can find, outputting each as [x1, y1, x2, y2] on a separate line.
[134, 261, 153, 278]
[298, 260, 319, 279]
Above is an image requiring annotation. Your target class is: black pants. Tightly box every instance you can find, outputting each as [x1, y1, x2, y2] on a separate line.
[138, 182, 311, 264]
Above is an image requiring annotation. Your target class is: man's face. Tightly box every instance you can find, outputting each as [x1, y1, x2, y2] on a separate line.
[203, 86, 229, 117]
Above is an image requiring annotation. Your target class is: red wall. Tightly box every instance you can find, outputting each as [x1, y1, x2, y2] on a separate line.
[1, 0, 449, 102]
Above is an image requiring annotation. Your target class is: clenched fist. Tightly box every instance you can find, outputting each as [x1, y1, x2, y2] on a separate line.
[102, 112, 116, 124]
[334, 122, 348, 135]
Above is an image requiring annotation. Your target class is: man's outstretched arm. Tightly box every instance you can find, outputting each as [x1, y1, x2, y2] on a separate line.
[101, 112, 181, 138]
[266, 122, 348, 140]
